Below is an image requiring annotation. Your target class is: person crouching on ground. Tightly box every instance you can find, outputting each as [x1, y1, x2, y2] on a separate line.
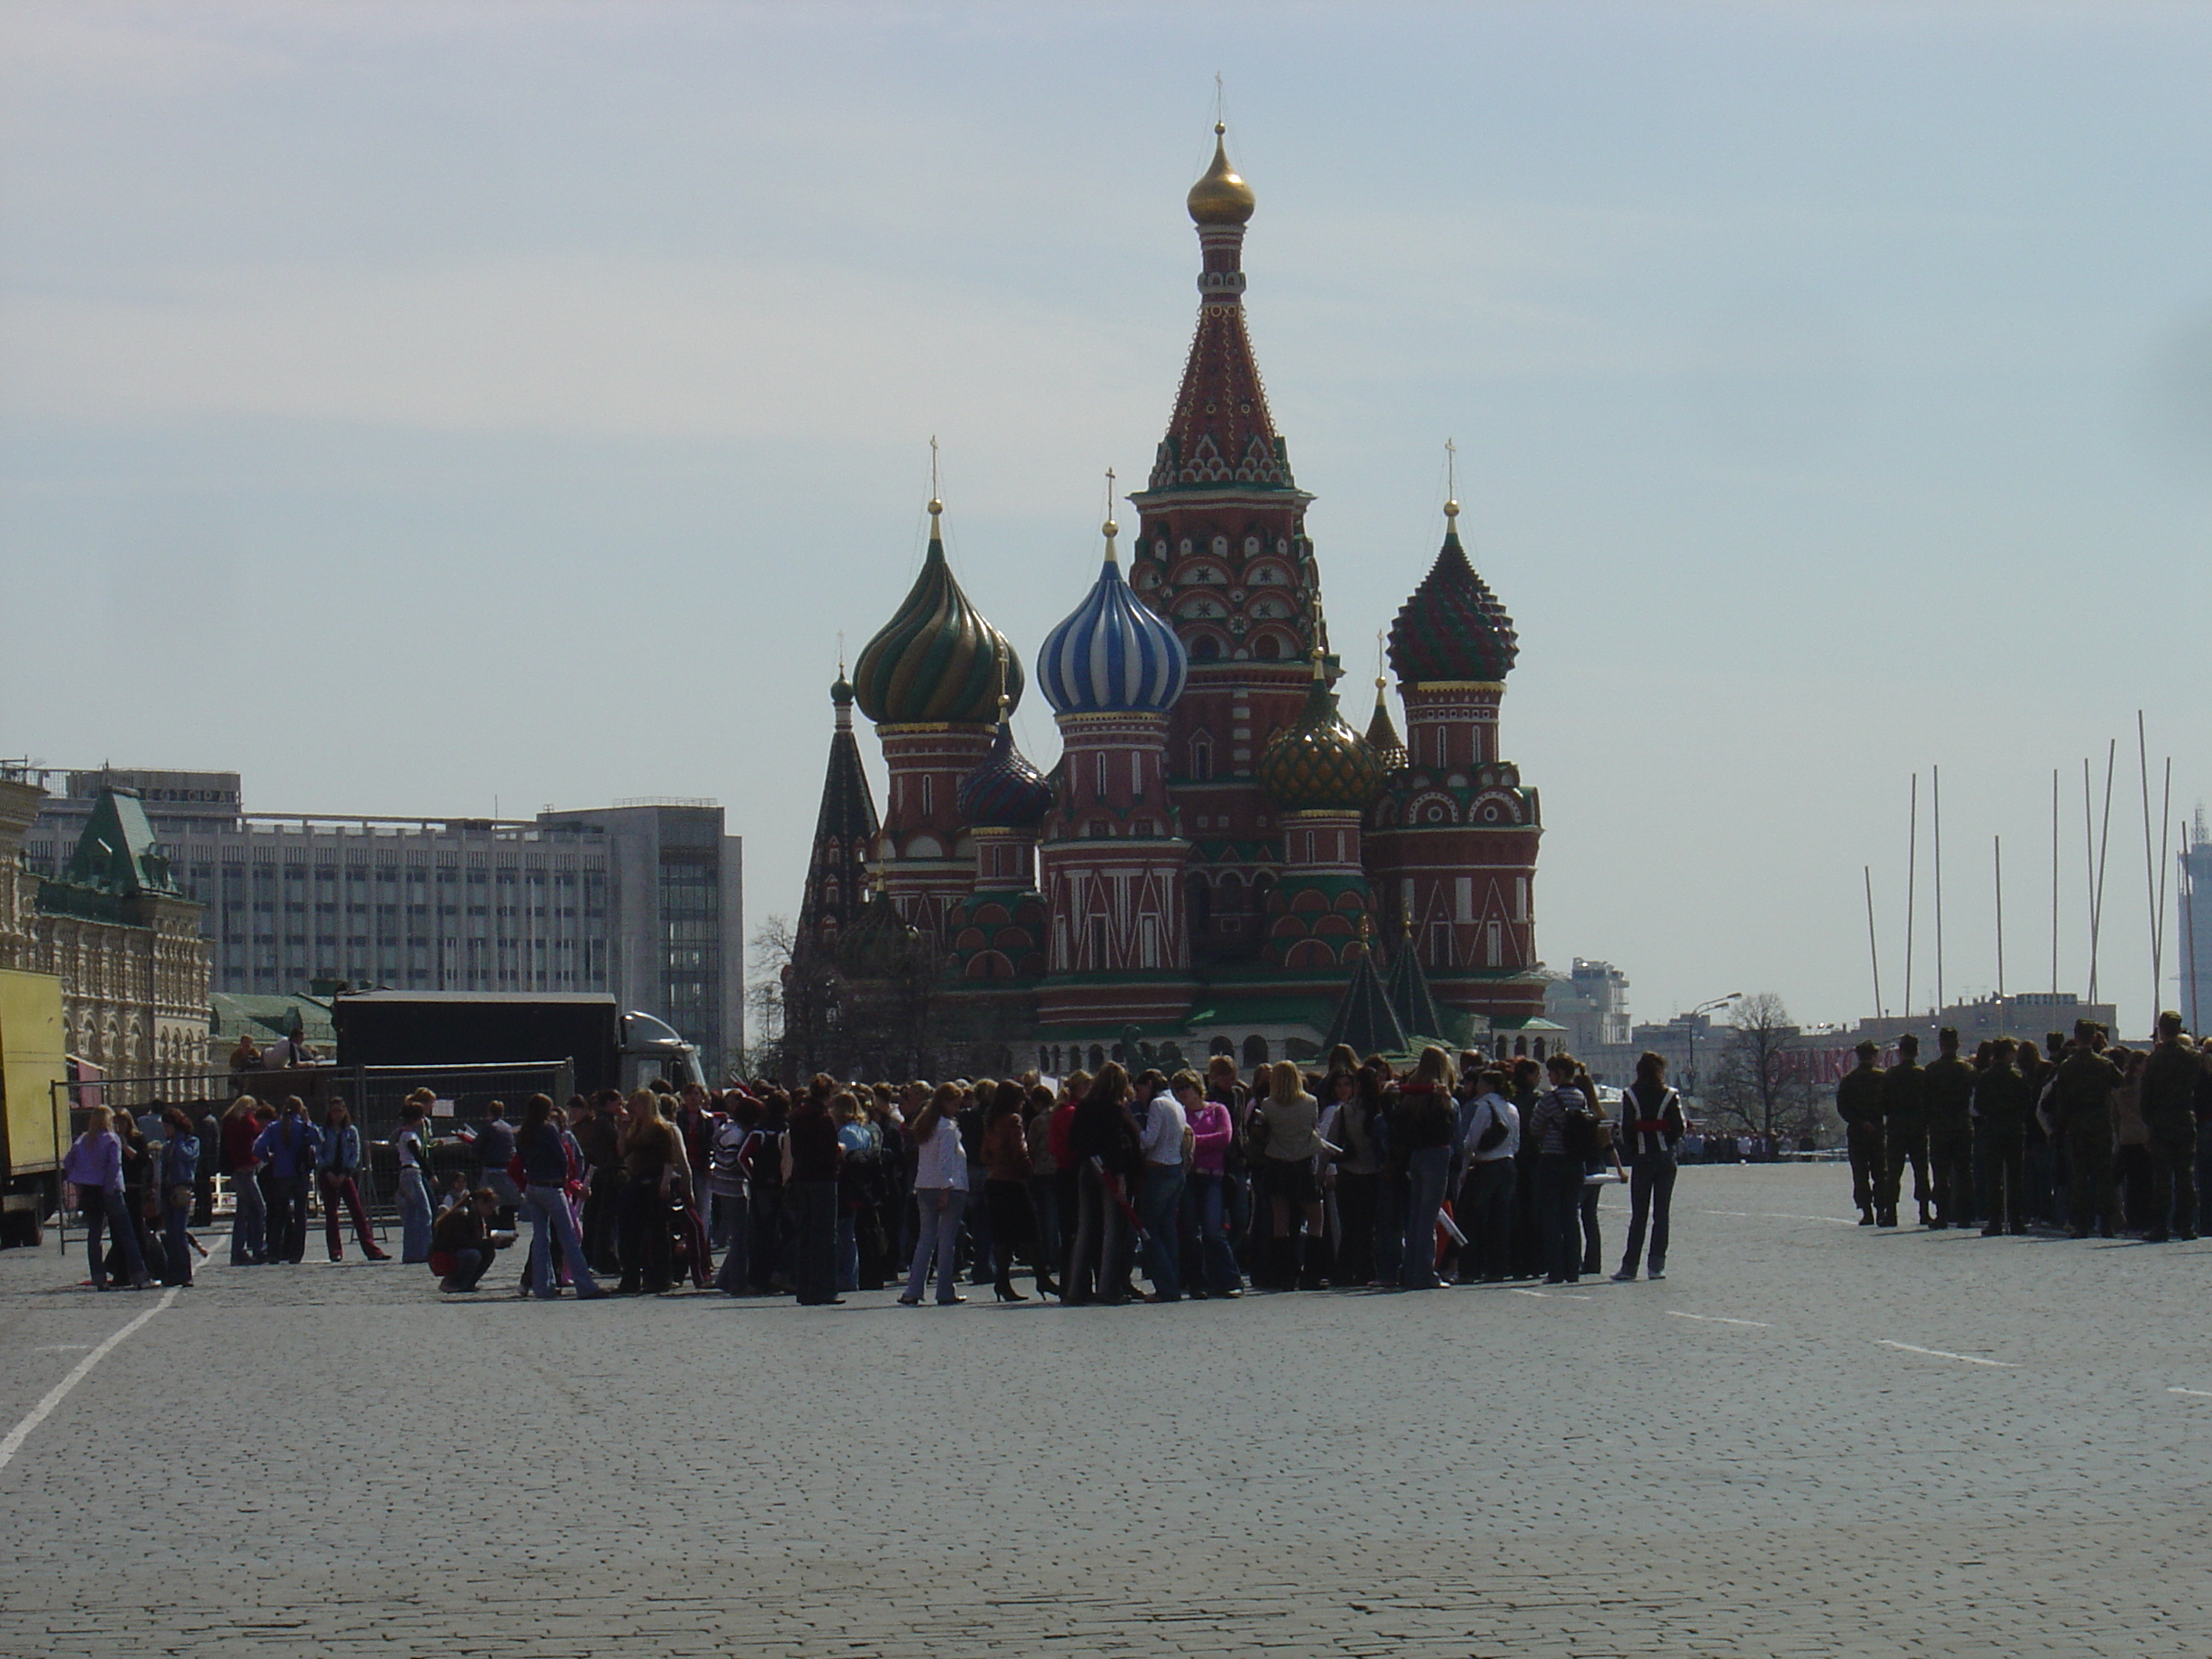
[429, 1188, 506, 1293]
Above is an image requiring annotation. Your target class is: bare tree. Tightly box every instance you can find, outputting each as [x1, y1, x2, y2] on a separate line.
[1706, 992, 1824, 1143]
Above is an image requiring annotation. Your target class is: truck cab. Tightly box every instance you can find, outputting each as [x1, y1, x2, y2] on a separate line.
[618, 1010, 706, 1092]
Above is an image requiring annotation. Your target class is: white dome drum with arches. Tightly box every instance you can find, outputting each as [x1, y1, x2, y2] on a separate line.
[1039, 505, 1189, 717]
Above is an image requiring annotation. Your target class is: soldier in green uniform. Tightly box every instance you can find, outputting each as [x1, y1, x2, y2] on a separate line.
[1972, 1037, 2032, 1235]
[1877, 1032, 1930, 1228]
[1836, 1039, 1886, 1225]
[1922, 1027, 1976, 1229]
[2051, 1019, 2122, 1239]
[2139, 1010, 2199, 1243]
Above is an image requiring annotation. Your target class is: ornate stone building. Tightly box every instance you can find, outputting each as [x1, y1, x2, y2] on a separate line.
[0, 776, 211, 1080]
[795, 127, 1549, 1073]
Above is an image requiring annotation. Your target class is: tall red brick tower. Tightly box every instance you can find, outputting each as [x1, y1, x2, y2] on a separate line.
[1126, 125, 1322, 969]
[1367, 498, 1545, 1027]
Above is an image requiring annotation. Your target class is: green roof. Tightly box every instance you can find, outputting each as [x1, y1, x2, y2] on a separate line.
[210, 992, 335, 1050]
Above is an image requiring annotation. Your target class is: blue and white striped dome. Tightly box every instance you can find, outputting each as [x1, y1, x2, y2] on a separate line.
[1039, 525, 1189, 716]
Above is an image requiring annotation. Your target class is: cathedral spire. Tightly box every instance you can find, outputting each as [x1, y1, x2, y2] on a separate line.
[1144, 122, 1293, 496]
[797, 667, 881, 955]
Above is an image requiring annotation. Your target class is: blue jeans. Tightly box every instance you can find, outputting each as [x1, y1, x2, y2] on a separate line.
[835, 1210, 859, 1292]
[267, 1174, 309, 1264]
[1182, 1172, 1243, 1295]
[163, 1194, 195, 1285]
[1400, 1146, 1451, 1288]
[1373, 1172, 1407, 1284]
[906, 1189, 963, 1302]
[1622, 1158, 1676, 1273]
[963, 1166, 993, 1284]
[714, 1193, 751, 1293]
[84, 1189, 146, 1288]
[397, 1167, 434, 1264]
[524, 1185, 599, 1298]
[1536, 1154, 1584, 1282]
[790, 1180, 838, 1304]
[229, 1171, 266, 1265]
[1458, 1158, 1516, 1279]
[1140, 1166, 1187, 1300]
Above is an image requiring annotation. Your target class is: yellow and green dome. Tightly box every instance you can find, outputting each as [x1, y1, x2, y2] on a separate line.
[1259, 670, 1384, 812]
[852, 502, 1025, 726]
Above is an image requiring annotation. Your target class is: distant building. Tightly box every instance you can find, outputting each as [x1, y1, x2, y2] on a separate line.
[1545, 958, 1630, 1057]
[23, 769, 743, 1081]
[1846, 992, 2117, 1055]
[0, 776, 212, 1081]
[1621, 1011, 1725, 1097]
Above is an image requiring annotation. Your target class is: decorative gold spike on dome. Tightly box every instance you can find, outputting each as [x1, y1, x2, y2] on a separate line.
[1187, 121, 1256, 226]
[851, 479, 1025, 726]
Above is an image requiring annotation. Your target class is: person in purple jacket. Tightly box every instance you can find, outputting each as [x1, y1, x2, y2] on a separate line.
[61, 1105, 148, 1290]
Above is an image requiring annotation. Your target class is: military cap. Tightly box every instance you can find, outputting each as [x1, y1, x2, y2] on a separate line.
[1854, 1038, 1881, 1057]
[2074, 1017, 2101, 1039]
[1938, 1026, 1959, 1044]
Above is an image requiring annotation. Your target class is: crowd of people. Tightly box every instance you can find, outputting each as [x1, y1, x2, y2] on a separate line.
[364, 1042, 1691, 1304]
[1834, 1011, 2211, 1238]
[57, 1039, 1704, 1303]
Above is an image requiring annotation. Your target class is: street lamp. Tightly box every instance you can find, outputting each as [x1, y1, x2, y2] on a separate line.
[1683, 992, 1742, 1100]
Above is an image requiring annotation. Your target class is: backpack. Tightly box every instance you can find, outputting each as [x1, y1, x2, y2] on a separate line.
[1559, 1091, 1612, 1162]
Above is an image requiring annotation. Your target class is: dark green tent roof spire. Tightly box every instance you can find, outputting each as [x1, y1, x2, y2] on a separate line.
[1322, 939, 1407, 1057]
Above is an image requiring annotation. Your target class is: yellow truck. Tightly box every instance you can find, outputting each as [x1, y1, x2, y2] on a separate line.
[0, 968, 67, 1247]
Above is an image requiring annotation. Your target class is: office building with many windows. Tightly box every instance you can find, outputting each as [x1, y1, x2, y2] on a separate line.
[22, 770, 743, 1080]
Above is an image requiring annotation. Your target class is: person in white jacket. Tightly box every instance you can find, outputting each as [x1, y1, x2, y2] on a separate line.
[900, 1083, 970, 1306]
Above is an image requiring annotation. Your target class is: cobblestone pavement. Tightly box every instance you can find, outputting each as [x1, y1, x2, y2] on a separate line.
[1, 1164, 2208, 1656]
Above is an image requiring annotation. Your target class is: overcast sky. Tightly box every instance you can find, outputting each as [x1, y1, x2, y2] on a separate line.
[5, 2, 2211, 1036]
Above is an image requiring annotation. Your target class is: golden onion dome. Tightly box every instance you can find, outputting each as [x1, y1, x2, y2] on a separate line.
[852, 500, 1025, 727]
[1186, 123, 1256, 226]
[1258, 666, 1385, 812]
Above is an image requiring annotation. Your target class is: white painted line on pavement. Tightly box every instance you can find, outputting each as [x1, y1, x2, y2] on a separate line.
[1668, 1311, 1773, 1328]
[1877, 1339, 2015, 1368]
[31, 1344, 91, 1353]
[1700, 1209, 1857, 1225]
[0, 1289, 178, 1474]
[1511, 1289, 1549, 1298]
[2168, 1387, 2212, 1399]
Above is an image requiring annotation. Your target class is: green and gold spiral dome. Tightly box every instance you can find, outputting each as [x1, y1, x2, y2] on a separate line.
[852, 500, 1025, 727]
[1258, 661, 1385, 812]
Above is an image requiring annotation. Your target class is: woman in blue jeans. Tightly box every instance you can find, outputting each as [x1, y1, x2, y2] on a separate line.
[1179, 1074, 1243, 1296]
[1525, 1052, 1591, 1284]
[900, 1083, 969, 1306]
[61, 1106, 148, 1290]
[393, 1096, 435, 1264]
[515, 1094, 602, 1299]
[1614, 1051, 1685, 1281]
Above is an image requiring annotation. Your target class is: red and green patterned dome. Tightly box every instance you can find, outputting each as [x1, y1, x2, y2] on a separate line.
[1387, 504, 1517, 685]
[853, 502, 1025, 726]
[1259, 670, 1384, 812]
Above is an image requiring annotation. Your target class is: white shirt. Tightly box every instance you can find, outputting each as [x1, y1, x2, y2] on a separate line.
[1138, 1091, 1187, 1166]
[912, 1117, 969, 1191]
[1467, 1092, 1521, 1162]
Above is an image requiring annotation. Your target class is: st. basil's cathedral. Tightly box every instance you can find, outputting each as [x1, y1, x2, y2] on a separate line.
[793, 127, 1545, 1076]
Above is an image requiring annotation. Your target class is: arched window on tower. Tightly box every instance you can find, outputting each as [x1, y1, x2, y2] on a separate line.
[1190, 736, 1213, 781]
[1243, 1033, 1271, 1068]
[1254, 636, 1279, 660]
